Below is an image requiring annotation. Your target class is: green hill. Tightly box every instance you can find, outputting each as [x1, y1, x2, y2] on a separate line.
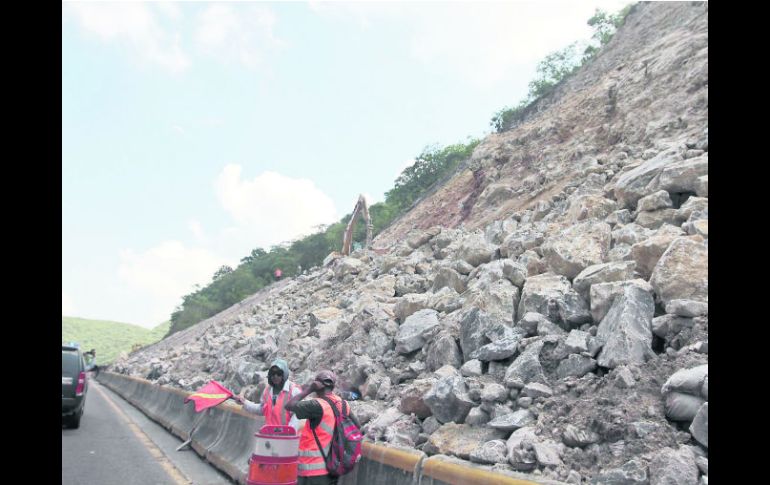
[62, 317, 170, 365]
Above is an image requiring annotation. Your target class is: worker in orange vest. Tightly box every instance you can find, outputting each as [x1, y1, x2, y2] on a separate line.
[234, 358, 300, 431]
[274, 268, 283, 280]
[285, 370, 360, 485]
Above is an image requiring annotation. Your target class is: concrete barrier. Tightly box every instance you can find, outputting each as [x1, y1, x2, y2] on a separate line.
[98, 372, 560, 485]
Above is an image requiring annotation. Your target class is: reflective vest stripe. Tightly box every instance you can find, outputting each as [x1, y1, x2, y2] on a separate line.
[297, 395, 343, 477]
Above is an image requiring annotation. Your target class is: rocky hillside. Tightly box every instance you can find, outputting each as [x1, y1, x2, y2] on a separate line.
[112, 3, 708, 484]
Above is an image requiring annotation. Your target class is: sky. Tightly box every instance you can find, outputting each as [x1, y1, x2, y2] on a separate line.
[62, 0, 629, 328]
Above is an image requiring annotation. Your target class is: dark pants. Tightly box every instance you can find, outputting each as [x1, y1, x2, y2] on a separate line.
[298, 475, 337, 485]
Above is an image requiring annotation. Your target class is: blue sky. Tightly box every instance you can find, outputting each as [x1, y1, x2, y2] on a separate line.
[62, 0, 628, 328]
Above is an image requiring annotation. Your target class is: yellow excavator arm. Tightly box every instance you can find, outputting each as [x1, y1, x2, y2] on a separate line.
[341, 194, 372, 255]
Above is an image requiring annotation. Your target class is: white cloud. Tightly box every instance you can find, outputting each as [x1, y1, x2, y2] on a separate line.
[195, 4, 285, 69]
[214, 165, 338, 249]
[118, 241, 226, 316]
[64, 2, 190, 73]
[172, 124, 185, 135]
[62, 291, 77, 316]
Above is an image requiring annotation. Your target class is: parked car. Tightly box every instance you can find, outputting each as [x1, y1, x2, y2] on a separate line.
[62, 344, 88, 428]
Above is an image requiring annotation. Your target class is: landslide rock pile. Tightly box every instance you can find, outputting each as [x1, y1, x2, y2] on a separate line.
[113, 3, 708, 484]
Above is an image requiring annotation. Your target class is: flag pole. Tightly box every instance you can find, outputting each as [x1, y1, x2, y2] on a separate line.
[176, 407, 209, 451]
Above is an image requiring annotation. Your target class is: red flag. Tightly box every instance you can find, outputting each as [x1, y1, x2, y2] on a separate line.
[184, 380, 233, 413]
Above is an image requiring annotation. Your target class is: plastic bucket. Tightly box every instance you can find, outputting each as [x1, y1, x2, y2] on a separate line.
[247, 425, 299, 485]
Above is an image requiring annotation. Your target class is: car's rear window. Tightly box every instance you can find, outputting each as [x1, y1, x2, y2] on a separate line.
[62, 350, 81, 374]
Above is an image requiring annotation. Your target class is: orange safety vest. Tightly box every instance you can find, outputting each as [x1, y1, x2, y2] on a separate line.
[262, 383, 298, 427]
[297, 394, 342, 477]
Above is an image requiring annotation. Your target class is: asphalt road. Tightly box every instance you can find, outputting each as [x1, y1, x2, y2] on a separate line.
[62, 378, 235, 485]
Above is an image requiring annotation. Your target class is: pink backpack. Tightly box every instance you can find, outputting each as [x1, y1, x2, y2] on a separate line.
[311, 397, 363, 477]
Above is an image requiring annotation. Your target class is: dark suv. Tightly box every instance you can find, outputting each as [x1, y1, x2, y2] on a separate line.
[62, 345, 88, 428]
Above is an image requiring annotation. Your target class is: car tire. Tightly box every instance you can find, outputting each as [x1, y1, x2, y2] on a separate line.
[66, 409, 83, 429]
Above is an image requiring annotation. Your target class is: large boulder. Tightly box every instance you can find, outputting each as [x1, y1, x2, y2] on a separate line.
[596, 284, 655, 368]
[456, 233, 496, 267]
[613, 223, 655, 246]
[518, 273, 591, 326]
[612, 149, 682, 208]
[504, 340, 547, 388]
[662, 365, 708, 396]
[572, 261, 637, 301]
[591, 459, 649, 485]
[459, 309, 514, 361]
[432, 267, 467, 294]
[650, 154, 709, 196]
[464, 279, 520, 324]
[556, 354, 597, 378]
[398, 378, 436, 418]
[649, 446, 700, 485]
[394, 309, 440, 354]
[629, 224, 685, 278]
[471, 327, 527, 361]
[423, 375, 475, 424]
[429, 287, 463, 314]
[395, 274, 429, 296]
[334, 257, 366, 278]
[469, 439, 509, 465]
[488, 410, 535, 432]
[425, 423, 506, 460]
[425, 332, 463, 371]
[635, 209, 682, 229]
[394, 293, 430, 322]
[637, 190, 673, 212]
[590, 279, 653, 323]
[541, 221, 612, 279]
[407, 227, 441, 249]
[500, 227, 546, 259]
[650, 237, 708, 305]
[566, 194, 618, 222]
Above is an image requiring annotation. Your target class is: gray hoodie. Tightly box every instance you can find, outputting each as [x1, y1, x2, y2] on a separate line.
[243, 358, 300, 430]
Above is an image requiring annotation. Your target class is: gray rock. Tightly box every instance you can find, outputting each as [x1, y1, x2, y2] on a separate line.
[398, 378, 436, 418]
[460, 359, 483, 377]
[394, 293, 430, 322]
[521, 382, 553, 399]
[607, 209, 634, 226]
[564, 330, 590, 354]
[464, 279, 520, 323]
[651, 314, 693, 339]
[665, 300, 708, 318]
[465, 406, 491, 426]
[689, 402, 708, 448]
[694, 456, 708, 475]
[596, 284, 655, 368]
[613, 149, 683, 208]
[488, 409, 535, 432]
[538, 318, 567, 336]
[665, 392, 705, 422]
[566, 194, 618, 222]
[426, 423, 506, 460]
[423, 375, 475, 424]
[517, 250, 548, 276]
[615, 366, 637, 388]
[505, 341, 547, 387]
[573, 261, 637, 301]
[407, 227, 441, 249]
[429, 286, 463, 314]
[591, 459, 649, 484]
[517, 312, 550, 336]
[395, 274, 429, 296]
[395, 309, 440, 354]
[432, 267, 467, 294]
[651, 154, 709, 196]
[516, 396, 532, 408]
[562, 424, 600, 448]
[635, 209, 681, 229]
[650, 238, 708, 306]
[422, 416, 441, 435]
[629, 224, 685, 278]
[334, 257, 365, 278]
[607, 244, 634, 263]
[470, 439, 509, 465]
[425, 332, 463, 371]
[533, 440, 563, 467]
[459, 309, 515, 360]
[613, 223, 655, 246]
[502, 259, 528, 288]
[541, 221, 612, 279]
[695, 175, 708, 197]
[457, 233, 496, 267]
[649, 446, 699, 485]
[637, 190, 673, 212]
[676, 197, 708, 222]
[557, 354, 598, 378]
[501, 227, 546, 259]
[518, 273, 591, 326]
[485, 218, 519, 245]
[472, 330, 527, 361]
[480, 383, 509, 403]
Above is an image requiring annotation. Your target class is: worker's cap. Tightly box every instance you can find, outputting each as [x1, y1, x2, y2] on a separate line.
[315, 370, 337, 387]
